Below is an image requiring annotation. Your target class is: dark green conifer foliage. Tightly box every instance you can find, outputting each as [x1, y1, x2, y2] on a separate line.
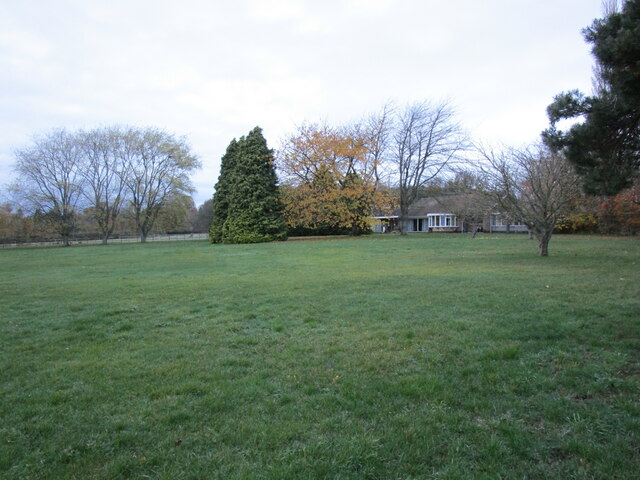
[211, 127, 287, 244]
[544, 0, 640, 195]
[209, 139, 238, 243]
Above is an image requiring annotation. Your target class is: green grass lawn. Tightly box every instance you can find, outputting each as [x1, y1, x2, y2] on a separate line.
[1, 234, 639, 479]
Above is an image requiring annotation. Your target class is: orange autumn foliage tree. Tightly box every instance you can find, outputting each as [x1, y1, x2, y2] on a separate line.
[598, 180, 640, 235]
[278, 124, 391, 235]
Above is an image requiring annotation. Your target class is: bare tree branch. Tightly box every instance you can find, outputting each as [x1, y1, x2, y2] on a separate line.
[122, 128, 200, 243]
[476, 143, 580, 256]
[13, 129, 85, 246]
[392, 101, 468, 234]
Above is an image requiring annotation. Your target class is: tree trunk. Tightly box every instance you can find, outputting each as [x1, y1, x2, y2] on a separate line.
[537, 230, 552, 257]
[101, 224, 116, 245]
[398, 214, 408, 235]
[398, 203, 409, 236]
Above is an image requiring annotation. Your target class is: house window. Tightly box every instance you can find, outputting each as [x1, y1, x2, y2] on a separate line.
[427, 214, 457, 228]
[412, 219, 423, 231]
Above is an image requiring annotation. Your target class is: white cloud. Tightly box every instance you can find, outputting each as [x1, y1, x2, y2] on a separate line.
[346, 0, 395, 15]
[247, 0, 306, 22]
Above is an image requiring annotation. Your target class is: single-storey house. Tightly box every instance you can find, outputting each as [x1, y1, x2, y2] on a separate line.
[373, 195, 528, 234]
[487, 214, 528, 233]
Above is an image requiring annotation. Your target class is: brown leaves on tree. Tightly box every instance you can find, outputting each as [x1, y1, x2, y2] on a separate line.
[278, 124, 392, 235]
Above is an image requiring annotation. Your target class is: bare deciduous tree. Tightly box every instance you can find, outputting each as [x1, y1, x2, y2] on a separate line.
[478, 144, 580, 256]
[12, 126, 201, 244]
[79, 126, 130, 244]
[123, 128, 200, 243]
[392, 101, 467, 234]
[357, 102, 395, 187]
[13, 129, 84, 246]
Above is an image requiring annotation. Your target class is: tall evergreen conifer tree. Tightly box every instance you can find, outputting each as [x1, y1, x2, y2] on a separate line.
[209, 139, 238, 243]
[210, 127, 287, 244]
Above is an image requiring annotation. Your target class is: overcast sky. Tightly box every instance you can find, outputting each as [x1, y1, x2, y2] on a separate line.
[1, 0, 604, 206]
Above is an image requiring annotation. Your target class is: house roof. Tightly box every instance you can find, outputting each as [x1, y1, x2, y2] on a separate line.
[407, 197, 450, 216]
[408, 194, 484, 217]
[373, 193, 487, 219]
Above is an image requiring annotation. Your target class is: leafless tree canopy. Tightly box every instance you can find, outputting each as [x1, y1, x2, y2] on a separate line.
[12, 127, 200, 245]
[392, 101, 468, 233]
[78, 127, 131, 244]
[477, 144, 580, 256]
[13, 129, 85, 245]
[123, 128, 199, 242]
[360, 102, 394, 187]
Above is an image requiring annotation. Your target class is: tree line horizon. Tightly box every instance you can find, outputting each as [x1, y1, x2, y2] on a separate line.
[3, 1, 639, 254]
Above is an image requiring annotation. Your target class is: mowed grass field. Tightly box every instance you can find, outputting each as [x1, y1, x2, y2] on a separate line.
[1, 234, 639, 479]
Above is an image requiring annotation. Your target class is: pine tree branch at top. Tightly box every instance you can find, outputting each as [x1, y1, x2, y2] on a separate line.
[543, 0, 640, 195]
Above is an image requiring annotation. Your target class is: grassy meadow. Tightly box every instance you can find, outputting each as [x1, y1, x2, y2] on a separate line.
[1, 234, 639, 479]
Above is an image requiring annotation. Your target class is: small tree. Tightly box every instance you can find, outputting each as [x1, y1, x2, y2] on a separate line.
[478, 144, 580, 256]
